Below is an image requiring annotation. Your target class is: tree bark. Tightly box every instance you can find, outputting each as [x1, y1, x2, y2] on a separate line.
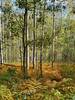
[32, 0, 36, 69]
[52, 0, 55, 68]
[0, 0, 3, 64]
[22, 1, 28, 79]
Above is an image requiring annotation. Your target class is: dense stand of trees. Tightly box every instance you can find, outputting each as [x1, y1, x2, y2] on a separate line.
[0, 0, 75, 79]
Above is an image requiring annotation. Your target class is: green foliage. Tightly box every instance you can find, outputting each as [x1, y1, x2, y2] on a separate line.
[7, 67, 16, 76]
[16, 0, 41, 9]
[0, 85, 14, 100]
[50, 88, 64, 100]
[0, 68, 16, 82]
[2, 0, 12, 13]
[42, 87, 75, 100]
[72, 6, 75, 14]
[61, 64, 75, 79]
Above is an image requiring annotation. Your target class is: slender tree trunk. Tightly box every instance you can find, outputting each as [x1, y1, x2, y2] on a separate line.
[39, 41, 43, 77]
[0, 0, 3, 64]
[39, 25, 44, 78]
[27, 20, 29, 69]
[39, 0, 46, 77]
[48, 45, 51, 65]
[52, 0, 55, 68]
[33, 0, 36, 69]
[27, 44, 29, 69]
[0, 41, 2, 64]
[22, 1, 28, 79]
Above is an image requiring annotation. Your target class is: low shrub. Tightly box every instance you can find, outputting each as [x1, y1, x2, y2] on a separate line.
[0, 85, 14, 100]
[61, 64, 75, 79]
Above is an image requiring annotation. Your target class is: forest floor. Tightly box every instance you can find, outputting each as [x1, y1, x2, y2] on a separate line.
[0, 63, 75, 100]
